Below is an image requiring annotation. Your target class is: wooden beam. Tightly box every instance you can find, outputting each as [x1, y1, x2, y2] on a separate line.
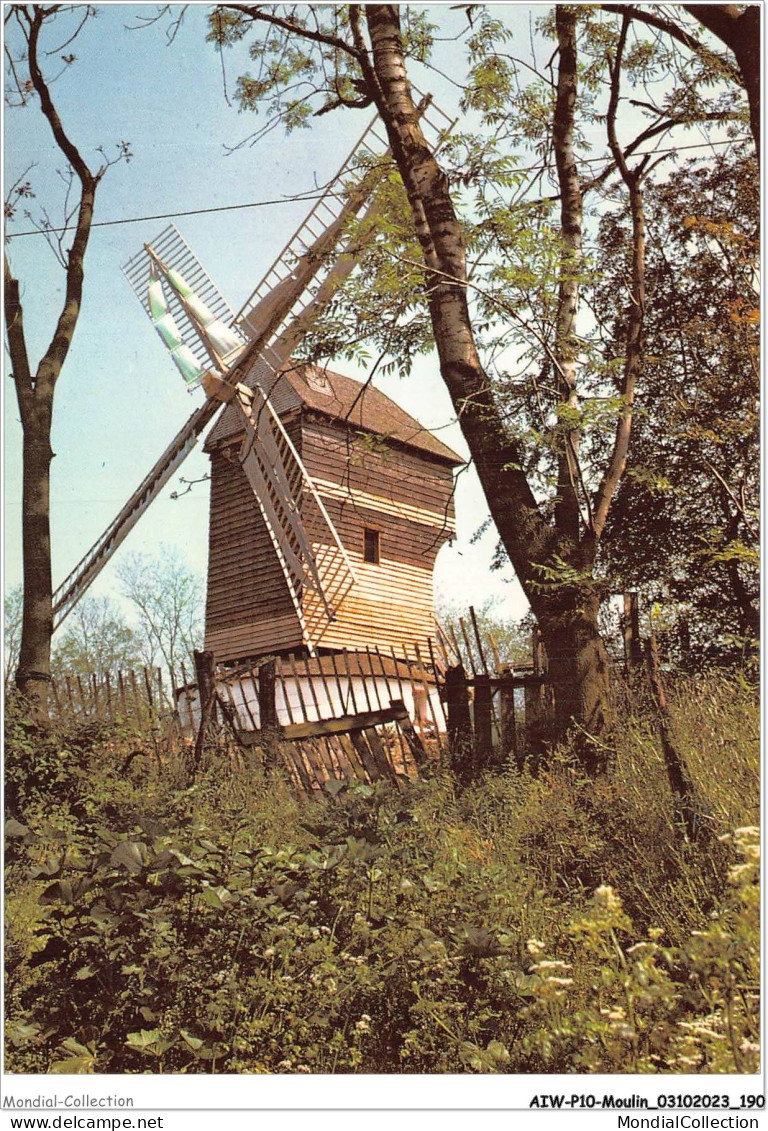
[235, 703, 411, 744]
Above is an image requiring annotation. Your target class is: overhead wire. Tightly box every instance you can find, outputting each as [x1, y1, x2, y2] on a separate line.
[5, 135, 748, 240]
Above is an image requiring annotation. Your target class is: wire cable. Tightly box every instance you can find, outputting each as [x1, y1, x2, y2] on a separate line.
[5, 134, 749, 240]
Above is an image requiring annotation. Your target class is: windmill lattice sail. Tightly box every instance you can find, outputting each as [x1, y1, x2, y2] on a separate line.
[52, 397, 219, 629]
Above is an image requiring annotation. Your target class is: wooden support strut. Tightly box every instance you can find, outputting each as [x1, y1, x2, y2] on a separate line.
[235, 702, 414, 744]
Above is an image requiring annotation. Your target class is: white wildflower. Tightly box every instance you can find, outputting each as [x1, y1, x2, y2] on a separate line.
[677, 1021, 726, 1040]
[593, 884, 623, 913]
[526, 938, 546, 955]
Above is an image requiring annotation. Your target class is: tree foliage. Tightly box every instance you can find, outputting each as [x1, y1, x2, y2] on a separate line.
[596, 145, 759, 660]
[116, 547, 203, 676]
[4, 585, 24, 688]
[51, 596, 142, 680]
[204, 4, 757, 748]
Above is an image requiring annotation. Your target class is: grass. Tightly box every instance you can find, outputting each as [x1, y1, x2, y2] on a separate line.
[4, 669, 760, 1074]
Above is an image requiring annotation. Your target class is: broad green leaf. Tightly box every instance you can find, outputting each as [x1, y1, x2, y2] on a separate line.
[110, 841, 146, 873]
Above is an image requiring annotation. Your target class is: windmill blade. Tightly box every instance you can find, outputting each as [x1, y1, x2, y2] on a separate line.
[234, 94, 455, 355]
[52, 397, 219, 629]
[123, 224, 247, 376]
[237, 162, 385, 347]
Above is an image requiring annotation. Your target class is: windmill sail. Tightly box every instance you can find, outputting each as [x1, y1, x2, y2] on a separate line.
[235, 383, 357, 650]
[123, 224, 246, 376]
[146, 247, 244, 371]
[52, 396, 220, 629]
[148, 264, 206, 386]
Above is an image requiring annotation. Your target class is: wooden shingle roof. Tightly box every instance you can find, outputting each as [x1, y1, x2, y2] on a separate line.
[204, 358, 464, 467]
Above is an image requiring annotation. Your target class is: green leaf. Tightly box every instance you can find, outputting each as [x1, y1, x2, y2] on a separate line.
[110, 841, 146, 873]
[5, 817, 30, 838]
[201, 885, 231, 910]
[38, 877, 92, 905]
[7, 1021, 41, 1047]
[125, 1029, 175, 1056]
[126, 1028, 162, 1050]
[50, 1055, 95, 1074]
[180, 1028, 203, 1051]
[90, 902, 118, 928]
[51, 1038, 97, 1074]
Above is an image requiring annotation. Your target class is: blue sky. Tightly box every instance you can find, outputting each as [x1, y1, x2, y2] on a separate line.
[4, 4, 533, 636]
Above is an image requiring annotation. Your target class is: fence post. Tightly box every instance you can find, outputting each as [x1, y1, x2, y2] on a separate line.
[192, 649, 218, 775]
[525, 628, 544, 738]
[444, 664, 472, 777]
[257, 659, 277, 730]
[256, 658, 279, 768]
[645, 634, 698, 841]
[499, 668, 520, 768]
[473, 673, 493, 769]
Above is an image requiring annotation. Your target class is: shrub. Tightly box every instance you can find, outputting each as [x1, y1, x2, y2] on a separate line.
[4, 672, 759, 1073]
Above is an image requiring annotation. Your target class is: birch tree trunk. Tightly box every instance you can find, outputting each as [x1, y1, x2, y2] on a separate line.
[362, 5, 613, 752]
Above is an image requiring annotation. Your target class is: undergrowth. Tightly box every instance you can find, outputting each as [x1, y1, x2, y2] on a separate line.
[4, 672, 759, 1074]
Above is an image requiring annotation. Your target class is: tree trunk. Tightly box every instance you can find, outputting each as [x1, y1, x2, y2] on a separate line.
[684, 5, 760, 164]
[15, 399, 55, 719]
[535, 592, 613, 766]
[5, 8, 105, 722]
[552, 6, 583, 541]
[362, 4, 613, 749]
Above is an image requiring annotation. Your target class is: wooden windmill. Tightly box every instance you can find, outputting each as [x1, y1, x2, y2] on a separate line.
[51, 105, 462, 668]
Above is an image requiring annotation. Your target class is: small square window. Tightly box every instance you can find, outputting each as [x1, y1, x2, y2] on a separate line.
[363, 528, 380, 564]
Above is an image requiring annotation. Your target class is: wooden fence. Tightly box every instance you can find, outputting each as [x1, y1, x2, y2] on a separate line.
[430, 611, 546, 774]
[48, 665, 177, 726]
[39, 605, 546, 785]
[38, 597, 646, 790]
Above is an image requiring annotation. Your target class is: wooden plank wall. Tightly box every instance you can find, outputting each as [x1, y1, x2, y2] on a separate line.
[204, 421, 304, 662]
[205, 410, 458, 664]
[299, 418, 457, 655]
[300, 417, 457, 546]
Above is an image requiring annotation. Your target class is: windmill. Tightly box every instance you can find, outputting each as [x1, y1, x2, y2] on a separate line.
[51, 101, 459, 663]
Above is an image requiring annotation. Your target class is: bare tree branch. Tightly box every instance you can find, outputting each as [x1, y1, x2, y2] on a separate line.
[593, 14, 647, 538]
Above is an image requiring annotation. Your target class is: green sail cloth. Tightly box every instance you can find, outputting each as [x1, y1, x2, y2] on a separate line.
[165, 266, 243, 364]
[148, 267, 204, 387]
